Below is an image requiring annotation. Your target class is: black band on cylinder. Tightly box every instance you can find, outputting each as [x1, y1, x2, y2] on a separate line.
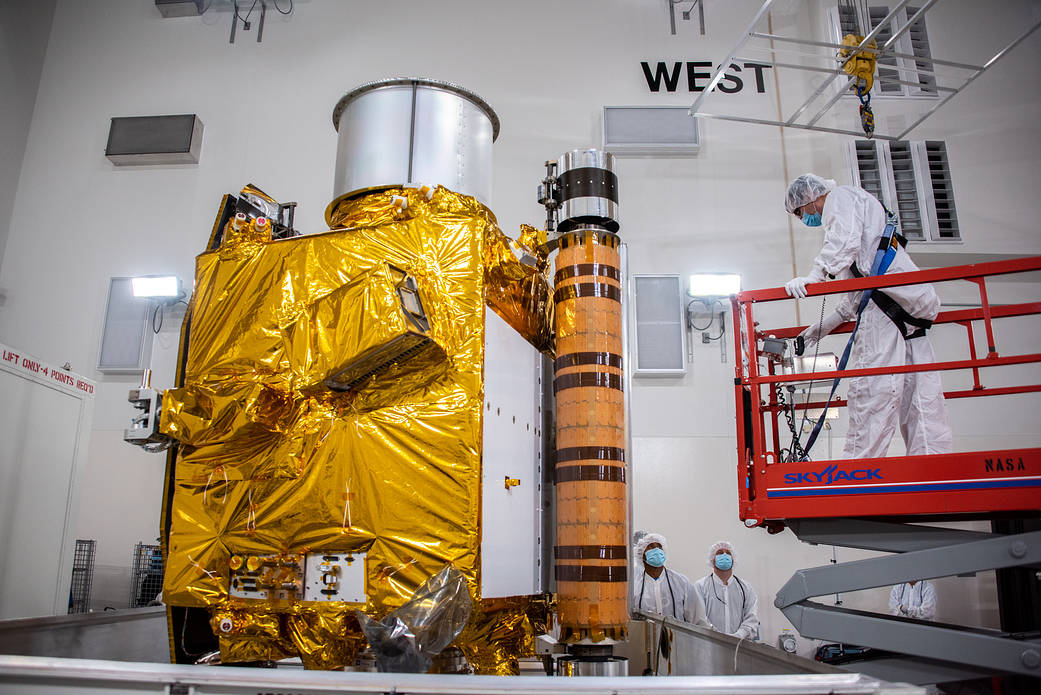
[555, 465, 627, 484]
[558, 231, 620, 249]
[553, 372, 624, 394]
[555, 167, 619, 204]
[553, 282, 621, 304]
[554, 352, 623, 371]
[555, 447, 626, 464]
[555, 545, 628, 560]
[555, 564, 627, 583]
[553, 263, 621, 284]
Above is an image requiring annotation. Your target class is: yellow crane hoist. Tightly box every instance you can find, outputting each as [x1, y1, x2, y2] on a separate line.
[840, 34, 878, 138]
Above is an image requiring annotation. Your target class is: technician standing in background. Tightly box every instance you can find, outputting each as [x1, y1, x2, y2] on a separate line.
[633, 532, 708, 676]
[633, 532, 705, 624]
[783, 173, 953, 459]
[889, 579, 937, 620]
[694, 540, 760, 640]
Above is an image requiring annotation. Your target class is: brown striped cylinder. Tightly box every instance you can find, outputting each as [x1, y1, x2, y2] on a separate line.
[553, 229, 627, 643]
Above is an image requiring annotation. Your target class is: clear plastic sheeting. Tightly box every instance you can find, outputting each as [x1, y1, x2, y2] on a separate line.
[356, 566, 472, 673]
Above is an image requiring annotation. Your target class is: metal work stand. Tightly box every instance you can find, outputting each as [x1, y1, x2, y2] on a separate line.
[776, 519, 1041, 682]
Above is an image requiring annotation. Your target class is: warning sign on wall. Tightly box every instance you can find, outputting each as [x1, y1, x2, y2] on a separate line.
[0, 342, 95, 399]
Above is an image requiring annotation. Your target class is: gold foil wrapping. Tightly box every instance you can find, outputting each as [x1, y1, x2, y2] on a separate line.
[457, 595, 553, 675]
[210, 606, 294, 663]
[161, 186, 554, 669]
[483, 224, 554, 355]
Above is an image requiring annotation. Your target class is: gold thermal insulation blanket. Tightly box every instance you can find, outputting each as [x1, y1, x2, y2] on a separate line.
[483, 224, 554, 355]
[160, 186, 552, 669]
[457, 595, 553, 675]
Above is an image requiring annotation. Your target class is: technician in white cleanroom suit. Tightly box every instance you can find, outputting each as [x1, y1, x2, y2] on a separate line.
[632, 532, 706, 624]
[783, 173, 953, 459]
[633, 532, 709, 676]
[692, 541, 760, 640]
[889, 579, 937, 620]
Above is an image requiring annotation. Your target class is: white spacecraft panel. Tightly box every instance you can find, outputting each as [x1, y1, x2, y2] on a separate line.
[0, 343, 95, 619]
[480, 310, 543, 598]
[303, 552, 366, 603]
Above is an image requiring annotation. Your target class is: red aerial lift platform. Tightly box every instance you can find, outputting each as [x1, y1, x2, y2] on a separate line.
[729, 257, 1041, 681]
[731, 256, 1041, 528]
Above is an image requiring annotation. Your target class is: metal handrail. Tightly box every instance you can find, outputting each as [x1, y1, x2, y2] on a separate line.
[737, 256, 1041, 304]
[0, 654, 910, 693]
[633, 611, 844, 675]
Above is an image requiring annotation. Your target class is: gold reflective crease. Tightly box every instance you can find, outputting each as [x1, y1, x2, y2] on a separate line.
[162, 186, 553, 669]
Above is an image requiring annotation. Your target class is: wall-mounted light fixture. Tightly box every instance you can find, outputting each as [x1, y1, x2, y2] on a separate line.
[686, 273, 740, 363]
[131, 275, 187, 338]
[688, 272, 741, 298]
[131, 275, 185, 302]
[97, 275, 186, 377]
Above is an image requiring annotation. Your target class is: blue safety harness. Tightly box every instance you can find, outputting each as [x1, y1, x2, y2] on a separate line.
[800, 206, 902, 458]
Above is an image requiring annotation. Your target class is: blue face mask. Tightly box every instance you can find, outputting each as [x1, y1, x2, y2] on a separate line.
[645, 548, 666, 568]
[802, 212, 822, 227]
[714, 553, 733, 571]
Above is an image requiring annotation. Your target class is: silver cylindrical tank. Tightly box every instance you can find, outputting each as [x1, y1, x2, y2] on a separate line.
[328, 78, 499, 219]
[555, 149, 618, 233]
[557, 655, 628, 676]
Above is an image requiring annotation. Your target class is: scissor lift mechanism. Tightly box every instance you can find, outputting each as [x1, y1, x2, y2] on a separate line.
[731, 256, 1041, 681]
[688, 0, 1041, 141]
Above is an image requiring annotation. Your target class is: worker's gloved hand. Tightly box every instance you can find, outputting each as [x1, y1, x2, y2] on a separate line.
[784, 276, 813, 298]
[798, 311, 845, 354]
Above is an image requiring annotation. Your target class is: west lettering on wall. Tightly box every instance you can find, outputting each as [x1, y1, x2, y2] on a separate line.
[641, 61, 772, 93]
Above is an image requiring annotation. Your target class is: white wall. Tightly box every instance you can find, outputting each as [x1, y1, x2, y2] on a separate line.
[0, 0, 1038, 655]
[0, 0, 56, 271]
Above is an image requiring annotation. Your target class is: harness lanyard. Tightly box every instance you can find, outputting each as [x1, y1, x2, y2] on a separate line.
[800, 206, 900, 459]
[640, 569, 679, 620]
[707, 574, 747, 631]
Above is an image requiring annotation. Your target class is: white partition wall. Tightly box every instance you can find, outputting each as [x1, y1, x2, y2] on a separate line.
[0, 343, 94, 619]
